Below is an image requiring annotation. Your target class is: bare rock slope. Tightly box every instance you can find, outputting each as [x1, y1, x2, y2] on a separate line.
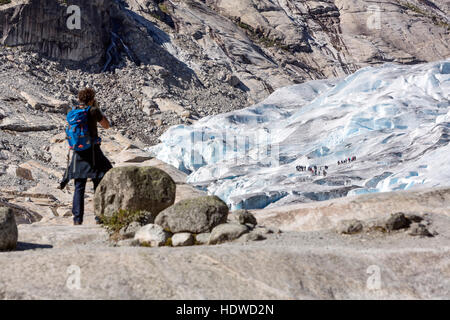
[0, 0, 448, 145]
[1, 0, 449, 103]
[0, 184, 449, 299]
[1, 209, 449, 299]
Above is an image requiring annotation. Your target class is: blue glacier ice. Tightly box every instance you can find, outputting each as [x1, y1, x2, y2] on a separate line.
[149, 60, 450, 209]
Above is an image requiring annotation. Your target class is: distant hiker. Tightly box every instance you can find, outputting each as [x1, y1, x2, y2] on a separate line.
[59, 88, 113, 226]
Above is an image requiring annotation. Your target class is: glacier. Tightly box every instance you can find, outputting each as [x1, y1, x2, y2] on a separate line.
[149, 60, 450, 210]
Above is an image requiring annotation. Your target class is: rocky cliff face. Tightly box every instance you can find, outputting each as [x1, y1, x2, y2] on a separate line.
[0, 0, 113, 65]
[1, 0, 448, 101]
[165, 0, 449, 100]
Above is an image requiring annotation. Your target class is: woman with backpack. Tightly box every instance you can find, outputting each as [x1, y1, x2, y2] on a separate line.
[62, 88, 113, 225]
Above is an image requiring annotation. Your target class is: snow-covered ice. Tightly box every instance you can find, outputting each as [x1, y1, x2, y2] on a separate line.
[149, 61, 450, 209]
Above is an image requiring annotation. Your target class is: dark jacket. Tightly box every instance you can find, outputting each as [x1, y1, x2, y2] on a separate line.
[67, 144, 112, 180]
[59, 106, 112, 188]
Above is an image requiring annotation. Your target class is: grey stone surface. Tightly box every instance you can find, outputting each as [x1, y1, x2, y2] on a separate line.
[0, 207, 18, 251]
[0, 0, 448, 300]
[155, 196, 228, 234]
[94, 166, 176, 219]
[209, 223, 250, 245]
[256, 187, 450, 232]
[116, 239, 140, 247]
[1, 212, 450, 299]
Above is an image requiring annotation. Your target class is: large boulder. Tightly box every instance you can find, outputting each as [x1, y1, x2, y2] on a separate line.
[0, 207, 18, 251]
[155, 196, 229, 234]
[94, 166, 176, 220]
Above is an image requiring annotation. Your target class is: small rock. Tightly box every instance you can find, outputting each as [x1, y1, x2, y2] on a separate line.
[237, 232, 266, 243]
[226, 74, 240, 87]
[180, 110, 191, 118]
[16, 166, 34, 181]
[0, 207, 18, 251]
[119, 222, 142, 239]
[154, 98, 186, 116]
[337, 219, 364, 235]
[209, 223, 249, 245]
[229, 210, 258, 226]
[253, 226, 273, 235]
[134, 224, 171, 247]
[405, 214, 424, 223]
[195, 233, 210, 245]
[385, 213, 411, 231]
[408, 223, 433, 237]
[172, 233, 194, 247]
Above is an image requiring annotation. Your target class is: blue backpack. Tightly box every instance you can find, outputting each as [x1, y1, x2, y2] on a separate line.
[66, 106, 93, 151]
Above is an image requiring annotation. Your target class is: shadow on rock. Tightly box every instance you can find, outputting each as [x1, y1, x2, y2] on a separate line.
[15, 242, 53, 251]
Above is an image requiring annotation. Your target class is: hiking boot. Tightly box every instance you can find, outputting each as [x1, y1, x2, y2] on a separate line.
[74, 221, 82, 226]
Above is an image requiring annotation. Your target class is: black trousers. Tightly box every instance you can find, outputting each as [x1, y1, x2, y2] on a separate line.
[72, 178, 101, 224]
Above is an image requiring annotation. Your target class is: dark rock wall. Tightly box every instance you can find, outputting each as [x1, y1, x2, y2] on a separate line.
[0, 0, 112, 65]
